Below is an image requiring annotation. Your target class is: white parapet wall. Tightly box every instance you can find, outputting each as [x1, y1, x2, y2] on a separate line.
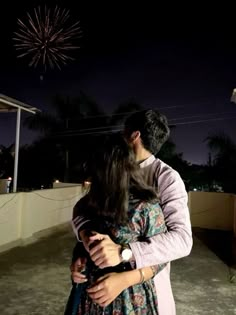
[0, 185, 83, 253]
[1, 188, 235, 253]
[189, 191, 235, 232]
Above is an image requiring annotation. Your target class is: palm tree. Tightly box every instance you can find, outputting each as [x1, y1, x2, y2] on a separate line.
[205, 132, 236, 193]
[109, 100, 144, 127]
[0, 144, 14, 179]
[158, 139, 192, 187]
[18, 139, 66, 190]
[24, 92, 106, 182]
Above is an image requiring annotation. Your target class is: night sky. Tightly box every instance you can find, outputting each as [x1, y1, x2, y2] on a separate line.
[1, 1, 236, 164]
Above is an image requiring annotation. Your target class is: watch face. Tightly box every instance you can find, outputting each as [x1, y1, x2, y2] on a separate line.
[122, 248, 132, 261]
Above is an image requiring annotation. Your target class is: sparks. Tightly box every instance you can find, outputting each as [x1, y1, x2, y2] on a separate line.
[13, 6, 82, 70]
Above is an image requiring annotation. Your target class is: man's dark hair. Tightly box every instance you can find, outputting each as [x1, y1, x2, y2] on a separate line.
[124, 109, 170, 154]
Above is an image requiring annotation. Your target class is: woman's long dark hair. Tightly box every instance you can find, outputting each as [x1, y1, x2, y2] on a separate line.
[86, 133, 157, 224]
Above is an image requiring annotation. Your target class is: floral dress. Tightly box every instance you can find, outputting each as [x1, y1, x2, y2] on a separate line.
[77, 199, 167, 315]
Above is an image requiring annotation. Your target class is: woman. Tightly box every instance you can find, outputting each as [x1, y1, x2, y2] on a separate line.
[67, 133, 167, 314]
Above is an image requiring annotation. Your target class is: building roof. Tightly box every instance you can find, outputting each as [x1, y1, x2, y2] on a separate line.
[0, 94, 40, 114]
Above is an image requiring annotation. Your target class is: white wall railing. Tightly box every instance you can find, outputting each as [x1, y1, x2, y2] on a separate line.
[0, 188, 235, 253]
[189, 191, 236, 233]
[0, 185, 83, 253]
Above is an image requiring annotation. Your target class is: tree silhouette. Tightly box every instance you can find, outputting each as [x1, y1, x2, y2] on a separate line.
[205, 132, 236, 193]
[24, 92, 106, 182]
[0, 144, 14, 179]
[22, 96, 191, 189]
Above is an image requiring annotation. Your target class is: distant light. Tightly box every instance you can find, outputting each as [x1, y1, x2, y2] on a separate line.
[84, 181, 91, 189]
[8, 177, 12, 181]
[84, 181, 91, 185]
[55, 180, 60, 183]
[193, 188, 197, 191]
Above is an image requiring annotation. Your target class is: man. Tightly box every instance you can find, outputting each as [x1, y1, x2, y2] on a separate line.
[72, 109, 192, 315]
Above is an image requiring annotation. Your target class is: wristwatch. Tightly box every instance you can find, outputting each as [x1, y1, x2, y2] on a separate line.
[120, 244, 133, 262]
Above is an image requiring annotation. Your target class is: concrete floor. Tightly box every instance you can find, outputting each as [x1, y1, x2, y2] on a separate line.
[0, 225, 235, 315]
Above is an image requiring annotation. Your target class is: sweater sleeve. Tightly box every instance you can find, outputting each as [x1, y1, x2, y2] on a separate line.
[129, 169, 192, 267]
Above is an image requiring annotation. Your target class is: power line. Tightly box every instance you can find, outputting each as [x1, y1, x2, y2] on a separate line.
[50, 117, 236, 137]
[169, 111, 236, 121]
[53, 100, 225, 121]
[48, 105, 185, 136]
[66, 105, 184, 121]
[51, 128, 121, 137]
[53, 115, 236, 137]
[174, 116, 236, 126]
[51, 111, 236, 136]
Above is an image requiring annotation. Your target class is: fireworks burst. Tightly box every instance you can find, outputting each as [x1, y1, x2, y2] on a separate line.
[13, 6, 82, 70]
